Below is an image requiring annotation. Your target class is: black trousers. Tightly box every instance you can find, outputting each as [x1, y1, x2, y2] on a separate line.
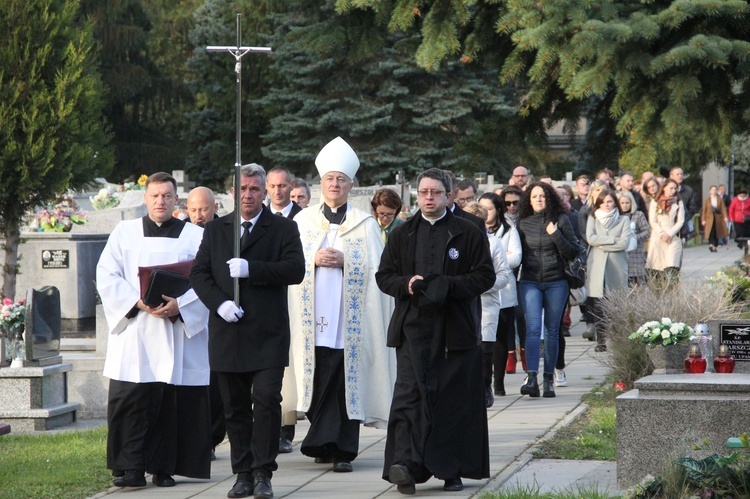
[216, 368, 284, 475]
[491, 307, 514, 391]
[107, 380, 211, 478]
[209, 371, 226, 448]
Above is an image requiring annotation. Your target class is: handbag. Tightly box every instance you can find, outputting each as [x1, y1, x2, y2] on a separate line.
[569, 286, 588, 306]
[626, 221, 638, 252]
[564, 248, 587, 290]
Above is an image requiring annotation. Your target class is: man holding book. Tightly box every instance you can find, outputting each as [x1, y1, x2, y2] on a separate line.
[96, 172, 211, 489]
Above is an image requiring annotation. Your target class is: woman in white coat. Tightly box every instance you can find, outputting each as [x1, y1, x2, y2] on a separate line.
[645, 178, 685, 286]
[479, 193, 521, 397]
[586, 189, 631, 352]
[463, 201, 511, 408]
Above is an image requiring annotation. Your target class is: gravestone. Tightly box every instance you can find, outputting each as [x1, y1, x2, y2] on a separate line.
[23, 286, 62, 367]
[707, 320, 750, 373]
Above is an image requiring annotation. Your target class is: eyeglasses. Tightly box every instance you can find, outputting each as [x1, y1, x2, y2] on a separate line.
[513, 174, 528, 178]
[376, 211, 397, 219]
[457, 195, 476, 203]
[504, 200, 519, 207]
[417, 189, 445, 197]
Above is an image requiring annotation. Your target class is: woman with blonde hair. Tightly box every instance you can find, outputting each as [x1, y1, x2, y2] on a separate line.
[586, 189, 631, 351]
[617, 191, 650, 285]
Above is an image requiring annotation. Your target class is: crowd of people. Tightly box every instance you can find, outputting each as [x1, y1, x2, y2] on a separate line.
[96, 150, 741, 498]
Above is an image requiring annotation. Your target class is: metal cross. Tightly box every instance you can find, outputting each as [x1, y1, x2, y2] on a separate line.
[206, 13, 271, 305]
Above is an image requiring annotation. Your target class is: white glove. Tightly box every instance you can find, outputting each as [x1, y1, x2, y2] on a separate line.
[217, 300, 244, 323]
[227, 258, 249, 278]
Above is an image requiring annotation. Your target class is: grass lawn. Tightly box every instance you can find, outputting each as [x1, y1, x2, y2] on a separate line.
[532, 384, 617, 462]
[0, 425, 111, 499]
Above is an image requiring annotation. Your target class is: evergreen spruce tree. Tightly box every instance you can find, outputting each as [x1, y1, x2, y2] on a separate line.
[182, 0, 273, 191]
[342, 0, 750, 174]
[0, 0, 113, 298]
[260, 1, 516, 184]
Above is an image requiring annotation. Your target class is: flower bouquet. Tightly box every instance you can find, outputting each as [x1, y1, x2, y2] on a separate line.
[630, 318, 694, 373]
[36, 202, 87, 232]
[122, 174, 149, 192]
[0, 297, 26, 331]
[90, 187, 120, 210]
[628, 318, 693, 347]
[1, 297, 26, 367]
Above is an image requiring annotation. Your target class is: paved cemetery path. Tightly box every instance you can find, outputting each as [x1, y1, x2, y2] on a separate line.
[90, 243, 740, 499]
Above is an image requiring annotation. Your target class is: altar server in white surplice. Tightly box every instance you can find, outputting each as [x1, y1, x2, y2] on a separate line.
[282, 137, 396, 473]
[97, 172, 211, 489]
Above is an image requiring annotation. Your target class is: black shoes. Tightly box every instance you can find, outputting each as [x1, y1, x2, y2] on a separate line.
[278, 437, 293, 454]
[443, 477, 464, 491]
[520, 372, 540, 397]
[542, 373, 555, 398]
[113, 469, 146, 487]
[314, 455, 333, 464]
[332, 458, 353, 472]
[152, 474, 176, 487]
[485, 386, 495, 408]
[388, 463, 416, 495]
[253, 471, 273, 498]
[227, 473, 252, 498]
[211, 448, 217, 461]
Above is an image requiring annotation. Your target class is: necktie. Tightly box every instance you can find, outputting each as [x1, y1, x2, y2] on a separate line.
[240, 221, 252, 248]
[276, 211, 284, 216]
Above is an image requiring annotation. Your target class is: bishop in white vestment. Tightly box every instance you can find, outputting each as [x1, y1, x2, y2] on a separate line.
[283, 137, 395, 472]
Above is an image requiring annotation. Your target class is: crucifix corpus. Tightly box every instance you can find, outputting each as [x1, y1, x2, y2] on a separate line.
[206, 13, 271, 305]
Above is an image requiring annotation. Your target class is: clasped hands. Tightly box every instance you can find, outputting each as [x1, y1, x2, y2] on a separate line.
[315, 248, 344, 268]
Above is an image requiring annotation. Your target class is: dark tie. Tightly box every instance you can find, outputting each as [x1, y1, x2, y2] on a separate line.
[240, 221, 252, 248]
[276, 211, 284, 216]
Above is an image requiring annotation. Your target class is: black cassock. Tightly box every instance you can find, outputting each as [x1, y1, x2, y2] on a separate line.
[107, 217, 211, 479]
[382, 217, 489, 483]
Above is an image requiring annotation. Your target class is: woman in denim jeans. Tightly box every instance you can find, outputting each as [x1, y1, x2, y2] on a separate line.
[517, 182, 582, 398]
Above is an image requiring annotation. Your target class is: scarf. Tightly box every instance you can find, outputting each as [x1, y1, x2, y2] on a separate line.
[657, 196, 677, 214]
[594, 207, 619, 229]
[504, 211, 519, 227]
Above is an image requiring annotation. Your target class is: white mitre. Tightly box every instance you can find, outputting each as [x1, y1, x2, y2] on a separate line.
[315, 136, 360, 180]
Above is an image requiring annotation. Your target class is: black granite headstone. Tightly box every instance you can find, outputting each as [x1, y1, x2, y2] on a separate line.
[717, 322, 750, 361]
[24, 286, 61, 364]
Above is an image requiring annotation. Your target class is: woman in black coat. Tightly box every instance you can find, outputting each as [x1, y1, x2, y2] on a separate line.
[516, 182, 581, 398]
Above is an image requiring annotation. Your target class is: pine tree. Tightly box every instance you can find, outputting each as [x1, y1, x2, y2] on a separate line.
[0, 0, 113, 298]
[260, 0, 517, 184]
[182, 0, 274, 191]
[343, 0, 750, 174]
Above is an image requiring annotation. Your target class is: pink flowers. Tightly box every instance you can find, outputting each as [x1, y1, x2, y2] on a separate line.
[0, 297, 26, 330]
[614, 382, 627, 391]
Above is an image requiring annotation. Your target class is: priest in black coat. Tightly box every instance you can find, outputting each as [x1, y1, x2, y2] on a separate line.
[376, 168, 495, 494]
[190, 163, 304, 499]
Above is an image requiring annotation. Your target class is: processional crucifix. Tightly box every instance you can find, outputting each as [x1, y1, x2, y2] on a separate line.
[206, 14, 271, 305]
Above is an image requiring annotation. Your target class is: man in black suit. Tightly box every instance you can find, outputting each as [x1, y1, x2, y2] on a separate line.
[266, 167, 302, 219]
[190, 163, 305, 499]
